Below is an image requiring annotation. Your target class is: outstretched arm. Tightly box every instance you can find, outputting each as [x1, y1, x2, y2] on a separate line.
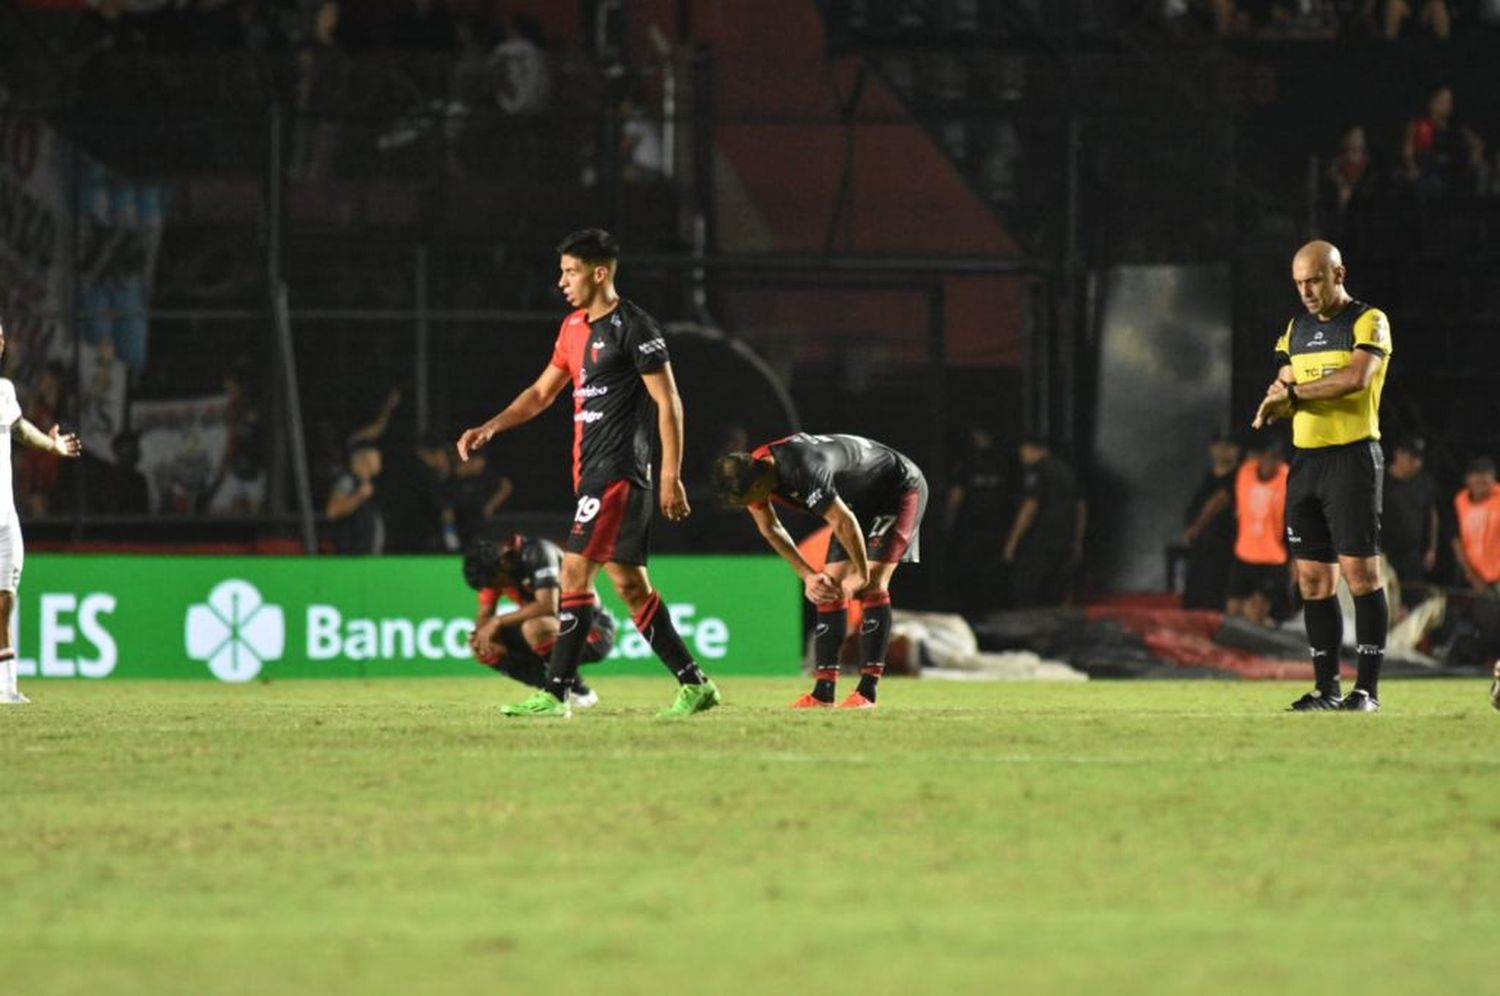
[457, 364, 570, 462]
[14, 419, 81, 458]
[642, 364, 690, 522]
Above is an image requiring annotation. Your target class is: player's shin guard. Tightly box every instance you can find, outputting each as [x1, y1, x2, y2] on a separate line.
[812, 599, 848, 703]
[0, 647, 15, 698]
[634, 590, 707, 685]
[1352, 588, 1388, 699]
[544, 593, 597, 700]
[856, 592, 893, 702]
[1303, 595, 1343, 697]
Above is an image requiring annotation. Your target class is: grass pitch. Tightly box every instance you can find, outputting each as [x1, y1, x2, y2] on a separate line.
[3, 677, 1498, 996]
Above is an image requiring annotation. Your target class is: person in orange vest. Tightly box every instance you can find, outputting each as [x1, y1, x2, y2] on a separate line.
[1450, 457, 1500, 711]
[1453, 457, 1500, 593]
[1227, 435, 1292, 626]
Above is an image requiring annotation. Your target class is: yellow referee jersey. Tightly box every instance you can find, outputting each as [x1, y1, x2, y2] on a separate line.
[1274, 301, 1391, 449]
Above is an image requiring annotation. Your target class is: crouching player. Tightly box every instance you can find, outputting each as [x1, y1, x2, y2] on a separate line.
[712, 433, 927, 710]
[463, 536, 616, 708]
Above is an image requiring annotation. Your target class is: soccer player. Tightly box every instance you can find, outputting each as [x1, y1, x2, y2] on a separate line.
[0, 318, 84, 704]
[711, 433, 928, 710]
[455, 228, 720, 718]
[1253, 240, 1392, 712]
[462, 536, 615, 708]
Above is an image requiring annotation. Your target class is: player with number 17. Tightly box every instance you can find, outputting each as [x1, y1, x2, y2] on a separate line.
[711, 433, 928, 710]
[456, 229, 720, 718]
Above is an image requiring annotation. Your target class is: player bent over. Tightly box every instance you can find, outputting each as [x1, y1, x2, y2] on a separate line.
[712, 433, 928, 710]
[0, 318, 83, 704]
[456, 228, 720, 718]
[462, 536, 616, 708]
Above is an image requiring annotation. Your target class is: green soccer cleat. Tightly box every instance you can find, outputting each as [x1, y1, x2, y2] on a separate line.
[658, 680, 722, 718]
[500, 689, 571, 718]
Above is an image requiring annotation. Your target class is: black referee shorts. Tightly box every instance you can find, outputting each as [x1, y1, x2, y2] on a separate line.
[1285, 439, 1383, 562]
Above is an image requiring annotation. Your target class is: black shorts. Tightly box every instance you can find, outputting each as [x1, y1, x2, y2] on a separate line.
[1228, 558, 1288, 601]
[826, 476, 929, 566]
[1285, 439, 1383, 562]
[498, 610, 616, 665]
[567, 479, 653, 565]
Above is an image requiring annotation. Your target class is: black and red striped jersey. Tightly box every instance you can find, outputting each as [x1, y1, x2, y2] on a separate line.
[477, 535, 563, 613]
[550, 299, 670, 490]
[750, 433, 923, 516]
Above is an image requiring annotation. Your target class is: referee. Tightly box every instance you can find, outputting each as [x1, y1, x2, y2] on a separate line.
[1253, 240, 1392, 712]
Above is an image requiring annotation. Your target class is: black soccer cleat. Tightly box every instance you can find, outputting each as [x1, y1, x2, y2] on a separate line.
[1289, 690, 1344, 712]
[1339, 689, 1381, 712]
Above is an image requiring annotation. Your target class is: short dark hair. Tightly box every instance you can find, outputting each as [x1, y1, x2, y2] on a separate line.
[462, 540, 503, 590]
[556, 228, 620, 264]
[711, 452, 766, 505]
[1394, 436, 1426, 457]
[1467, 456, 1496, 477]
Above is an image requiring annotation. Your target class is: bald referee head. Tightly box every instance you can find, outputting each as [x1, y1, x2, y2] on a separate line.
[1291, 240, 1352, 320]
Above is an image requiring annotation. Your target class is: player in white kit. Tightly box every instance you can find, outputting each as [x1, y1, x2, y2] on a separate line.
[0, 319, 83, 703]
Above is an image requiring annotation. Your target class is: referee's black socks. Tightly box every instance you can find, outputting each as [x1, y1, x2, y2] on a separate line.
[1303, 595, 1343, 698]
[1352, 588, 1388, 700]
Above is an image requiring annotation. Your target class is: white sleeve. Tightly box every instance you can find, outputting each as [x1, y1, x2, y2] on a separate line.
[0, 383, 21, 429]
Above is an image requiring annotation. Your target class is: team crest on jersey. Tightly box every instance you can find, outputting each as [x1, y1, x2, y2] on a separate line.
[591, 339, 605, 365]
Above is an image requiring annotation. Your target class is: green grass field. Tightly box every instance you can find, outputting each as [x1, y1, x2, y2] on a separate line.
[3, 677, 1498, 995]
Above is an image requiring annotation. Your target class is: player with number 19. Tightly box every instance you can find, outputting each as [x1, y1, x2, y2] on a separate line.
[456, 229, 719, 718]
[711, 433, 928, 709]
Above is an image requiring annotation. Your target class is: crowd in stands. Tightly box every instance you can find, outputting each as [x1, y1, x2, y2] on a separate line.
[1321, 83, 1492, 230]
[1155, 0, 1500, 40]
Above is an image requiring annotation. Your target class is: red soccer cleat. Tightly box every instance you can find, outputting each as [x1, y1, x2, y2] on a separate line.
[836, 691, 877, 710]
[789, 693, 833, 709]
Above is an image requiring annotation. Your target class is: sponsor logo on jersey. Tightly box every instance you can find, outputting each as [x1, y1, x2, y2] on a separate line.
[574, 410, 605, 424]
[805, 489, 826, 507]
[576, 384, 610, 399]
[638, 338, 667, 355]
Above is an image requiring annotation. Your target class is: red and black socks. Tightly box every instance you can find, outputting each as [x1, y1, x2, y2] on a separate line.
[856, 591, 893, 702]
[634, 590, 707, 685]
[811, 599, 848, 703]
[545, 592, 597, 700]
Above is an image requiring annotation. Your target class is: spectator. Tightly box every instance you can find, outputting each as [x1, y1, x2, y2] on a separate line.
[326, 445, 385, 554]
[211, 362, 264, 513]
[19, 362, 69, 517]
[945, 424, 1009, 618]
[1181, 430, 1241, 611]
[1401, 86, 1486, 198]
[290, 1, 350, 181]
[1384, 0, 1452, 39]
[1326, 125, 1378, 220]
[382, 433, 456, 552]
[620, 91, 665, 183]
[96, 431, 151, 516]
[347, 386, 402, 448]
[1381, 436, 1438, 609]
[1227, 435, 1291, 626]
[1004, 437, 1085, 608]
[207, 442, 266, 515]
[448, 448, 513, 549]
[492, 14, 551, 118]
[1452, 456, 1500, 594]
